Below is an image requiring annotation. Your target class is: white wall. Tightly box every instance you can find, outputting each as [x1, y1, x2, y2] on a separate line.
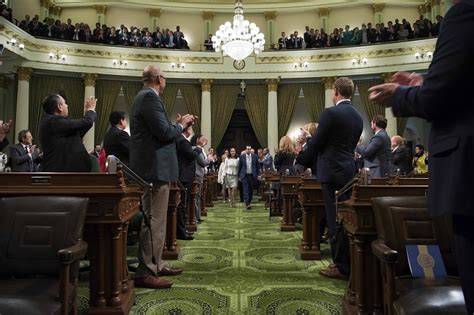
[11, 0, 40, 21]
[60, 7, 97, 26]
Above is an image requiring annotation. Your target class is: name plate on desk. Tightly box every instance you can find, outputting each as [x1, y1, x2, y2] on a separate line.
[31, 176, 51, 185]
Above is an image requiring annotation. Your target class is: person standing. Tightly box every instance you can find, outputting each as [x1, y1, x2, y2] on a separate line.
[103, 111, 130, 165]
[130, 65, 195, 289]
[190, 134, 209, 223]
[238, 145, 258, 209]
[368, 1, 474, 311]
[224, 148, 239, 208]
[390, 135, 411, 175]
[0, 119, 12, 151]
[9, 130, 41, 172]
[298, 77, 363, 279]
[39, 94, 96, 172]
[355, 115, 391, 178]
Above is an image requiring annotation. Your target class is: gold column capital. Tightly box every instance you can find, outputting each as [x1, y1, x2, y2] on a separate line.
[266, 79, 279, 92]
[201, 11, 215, 20]
[381, 72, 395, 83]
[40, 0, 51, 8]
[82, 73, 98, 87]
[17, 67, 33, 82]
[431, 0, 441, 5]
[418, 4, 427, 14]
[317, 8, 331, 17]
[372, 3, 386, 13]
[148, 9, 162, 18]
[200, 79, 214, 92]
[92, 5, 107, 15]
[321, 77, 336, 90]
[0, 76, 11, 89]
[49, 5, 62, 16]
[263, 11, 278, 21]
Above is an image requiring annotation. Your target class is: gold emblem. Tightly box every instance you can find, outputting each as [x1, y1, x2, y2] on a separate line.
[233, 59, 245, 70]
[417, 253, 435, 269]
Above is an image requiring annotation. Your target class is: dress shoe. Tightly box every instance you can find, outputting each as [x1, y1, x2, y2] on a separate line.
[319, 267, 348, 280]
[177, 234, 194, 240]
[134, 276, 172, 289]
[158, 267, 184, 276]
[246, 205, 252, 210]
[197, 219, 204, 224]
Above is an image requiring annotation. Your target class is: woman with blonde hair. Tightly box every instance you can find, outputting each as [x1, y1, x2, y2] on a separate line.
[223, 148, 239, 207]
[274, 135, 296, 175]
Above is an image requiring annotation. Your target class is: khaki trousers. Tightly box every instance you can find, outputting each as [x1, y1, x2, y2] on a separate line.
[135, 182, 170, 277]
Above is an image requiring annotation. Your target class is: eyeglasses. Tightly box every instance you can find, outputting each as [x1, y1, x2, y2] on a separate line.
[159, 75, 166, 80]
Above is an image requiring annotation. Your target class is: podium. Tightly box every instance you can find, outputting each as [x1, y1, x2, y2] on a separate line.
[280, 175, 302, 232]
[0, 172, 141, 315]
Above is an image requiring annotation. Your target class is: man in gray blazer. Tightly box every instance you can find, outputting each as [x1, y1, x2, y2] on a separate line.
[356, 115, 391, 178]
[130, 65, 195, 289]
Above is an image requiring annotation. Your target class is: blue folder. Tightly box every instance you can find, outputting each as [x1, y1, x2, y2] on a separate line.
[406, 244, 447, 278]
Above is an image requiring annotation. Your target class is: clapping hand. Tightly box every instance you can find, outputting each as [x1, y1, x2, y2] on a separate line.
[368, 83, 400, 107]
[391, 71, 424, 87]
[177, 113, 197, 129]
[85, 96, 97, 111]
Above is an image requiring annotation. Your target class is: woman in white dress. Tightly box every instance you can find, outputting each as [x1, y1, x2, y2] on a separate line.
[217, 154, 227, 202]
[224, 148, 239, 207]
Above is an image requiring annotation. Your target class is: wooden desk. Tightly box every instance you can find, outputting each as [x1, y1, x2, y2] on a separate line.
[298, 178, 324, 260]
[280, 175, 302, 232]
[339, 184, 427, 315]
[163, 182, 181, 260]
[0, 172, 141, 315]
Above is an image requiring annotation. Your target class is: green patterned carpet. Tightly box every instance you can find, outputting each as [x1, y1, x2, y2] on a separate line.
[78, 201, 347, 314]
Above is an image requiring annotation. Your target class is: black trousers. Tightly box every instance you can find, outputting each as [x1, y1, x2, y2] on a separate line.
[321, 182, 351, 275]
[452, 214, 474, 314]
[176, 181, 192, 237]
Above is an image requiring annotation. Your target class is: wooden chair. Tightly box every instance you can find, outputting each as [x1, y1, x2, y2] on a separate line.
[0, 196, 89, 315]
[371, 196, 466, 315]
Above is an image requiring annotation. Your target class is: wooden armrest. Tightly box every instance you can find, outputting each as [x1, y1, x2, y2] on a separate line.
[372, 239, 398, 264]
[58, 240, 88, 264]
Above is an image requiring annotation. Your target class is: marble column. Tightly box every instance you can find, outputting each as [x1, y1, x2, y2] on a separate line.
[15, 67, 33, 136]
[321, 77, 336, 109]
[39, 0, 50, 21]
[200, 79, 213, 150]
[93, 5, 107, 25]
[148, 9, 162, 32]
[317, 8, 331, 32]
[202, 11, 215, 50]
[266, 79, 279, 153]
[264, 11, 277, 49]
[430, 0, 441, 20]
[381, 72, 397, 137]
[372, 3, 386, 24]
[82, 73, 98, 152]
[443, 0, 454, 14]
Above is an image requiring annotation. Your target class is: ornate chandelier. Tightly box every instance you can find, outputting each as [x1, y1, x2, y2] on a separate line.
[212, 0, 265, 61]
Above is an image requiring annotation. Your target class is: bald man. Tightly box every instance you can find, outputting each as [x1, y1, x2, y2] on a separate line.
[130, 65, 195, 289]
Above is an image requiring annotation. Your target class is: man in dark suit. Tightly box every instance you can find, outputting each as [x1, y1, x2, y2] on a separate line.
[390, 135, 411, 175]
[355, 115, 391, 178]
[103, 111, 130, 165]
[176, 126, 199, 240]
[39, 94, 96, 172]
[298, 77, 363, 279]
[238, 146, 258, 209]
[278, 32, 288, 49]
[130, 65, 195, 289]
[0, 119, 12, 152]
[368, 2, 474, 311]
[9, 130, 41, 172]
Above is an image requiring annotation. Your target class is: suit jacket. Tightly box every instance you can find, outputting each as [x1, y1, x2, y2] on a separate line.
[9, 143, 40, 172]
[130, 87, 182, 183]
[391, 0, 474, 216]
[193, 146, 208, 183]
[103, 126, 131, 165]
[39, 111, 96, 172]
[355, 129, 391, 178]
[238, 153, 258, 180]
[0, 138, 8, 152]
[390, 145, 412, 175]
[298, 101, 363, 185]
[262, 153, 274, 170]
[274, 152, 296, 175]
[176, 134, 198, 183]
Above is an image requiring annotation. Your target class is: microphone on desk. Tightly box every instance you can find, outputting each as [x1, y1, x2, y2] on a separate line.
[106, 155, 157, 265]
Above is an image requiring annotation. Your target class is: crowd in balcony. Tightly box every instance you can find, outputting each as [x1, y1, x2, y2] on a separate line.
[277, 15, 443, 49]
[5, 7, 442, 51]
[14, 14, 191, 49]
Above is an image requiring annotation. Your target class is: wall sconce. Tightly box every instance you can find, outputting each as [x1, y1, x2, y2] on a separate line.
[6, 38, 25, 50]
[352, 57, 368, 65]
[293, 62, 309, 69]
[171, 62, 185, 69]
[415, 52, 433, 60]
[112, 59, 128, 66]
[49, 52, 66, 61]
